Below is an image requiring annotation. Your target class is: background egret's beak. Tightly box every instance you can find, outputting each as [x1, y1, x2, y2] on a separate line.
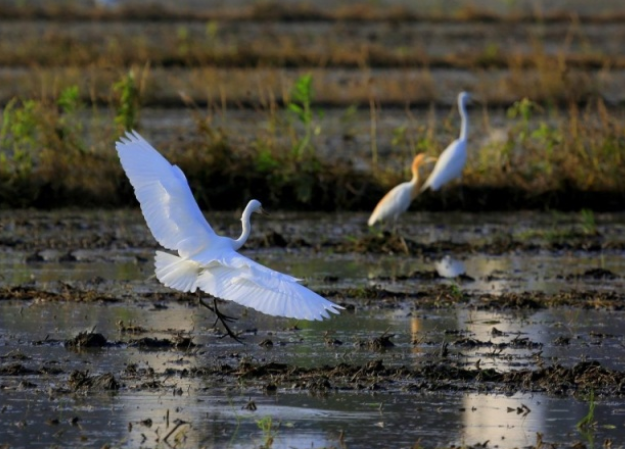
[425, 156, 438, 164]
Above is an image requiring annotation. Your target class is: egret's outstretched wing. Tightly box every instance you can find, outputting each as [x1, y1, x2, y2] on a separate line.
[420, 139, 467, 192]
[177, 250, 342, 321]
[116, 131, 216, 257]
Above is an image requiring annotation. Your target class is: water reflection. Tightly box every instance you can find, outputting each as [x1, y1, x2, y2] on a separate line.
[2, 302, 625, 447]
[2, 248, 625, 296]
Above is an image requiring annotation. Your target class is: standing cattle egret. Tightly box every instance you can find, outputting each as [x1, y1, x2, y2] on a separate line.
[420, 92, 472, 193]
[368, 154, 436, 226]
[116, 131, 342, 333]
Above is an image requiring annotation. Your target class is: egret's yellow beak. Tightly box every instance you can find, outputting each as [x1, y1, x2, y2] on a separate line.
[425, 156, 438, 164]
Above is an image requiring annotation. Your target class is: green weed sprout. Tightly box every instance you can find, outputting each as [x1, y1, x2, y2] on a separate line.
[113, 69, 141, 132]
[56, 85, 86, 154]
[256, 415, 275, 448]
[576, 390, 596, 431]
[580, 209, 597, 235]
[287, 73, 323, 159]
[507, 97, 538, 143]
[0, 97, 39, 176]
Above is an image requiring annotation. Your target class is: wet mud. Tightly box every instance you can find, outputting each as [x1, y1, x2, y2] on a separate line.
[2, 210, 625, 448]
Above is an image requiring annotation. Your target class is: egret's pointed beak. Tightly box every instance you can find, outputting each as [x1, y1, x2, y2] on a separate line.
[259, 207, 269, 216]
[425, 156, 438, 164]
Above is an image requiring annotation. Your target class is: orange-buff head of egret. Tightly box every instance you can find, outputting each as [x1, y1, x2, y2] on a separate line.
[410, 154, 427, 179]
[410, 154, 436, 178]
[410, 154, 437, 197]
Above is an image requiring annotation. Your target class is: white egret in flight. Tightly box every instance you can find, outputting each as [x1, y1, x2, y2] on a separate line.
[368, 154, 436, 226]
[116, 131, 342, 339]
[421, 92, 472, 193]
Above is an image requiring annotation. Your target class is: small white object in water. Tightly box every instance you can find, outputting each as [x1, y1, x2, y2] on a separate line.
[435, 255, 466, 278]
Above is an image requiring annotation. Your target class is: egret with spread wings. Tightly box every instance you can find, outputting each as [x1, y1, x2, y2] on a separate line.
[116, 131, 342, 338]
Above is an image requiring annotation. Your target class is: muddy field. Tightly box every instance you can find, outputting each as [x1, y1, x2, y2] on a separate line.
[2, 209, 625, 448]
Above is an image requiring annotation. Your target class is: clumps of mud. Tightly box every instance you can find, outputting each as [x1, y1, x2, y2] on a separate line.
[451, 334, 542, 350]
[68, 370, 119, 391]
[0, 363, 62, 376]
[65, 331, 108, 348]
[0, 284, 119, 303]
[3, 211, 620, 256]
[562, 267, 619, 280]
[329, 231, 614, 255]
[63, 330, 195, 351]
[3, 328, 625, 400]
[476, 290, 625, 310]
[4, 283, 625, 311]
[128, 336, 196, 350]
[355, 333, 395, 350]
[184, 358, 625, 397]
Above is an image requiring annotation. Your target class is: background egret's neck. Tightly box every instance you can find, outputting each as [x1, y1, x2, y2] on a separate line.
[459, 97, 469, 141]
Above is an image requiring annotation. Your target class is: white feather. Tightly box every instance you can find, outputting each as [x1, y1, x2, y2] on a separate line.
[421, 139, 467, 191]
[154, 251, 200, 293]
[116, 131, 216, 258]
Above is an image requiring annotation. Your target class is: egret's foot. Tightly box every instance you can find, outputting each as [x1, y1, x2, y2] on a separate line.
[199, 297, 245, 343]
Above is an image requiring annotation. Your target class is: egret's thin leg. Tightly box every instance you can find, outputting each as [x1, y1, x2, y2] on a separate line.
[391, 217, 399, 236]
[198, 297, 244, 343]
[459, 176, 465, 207]
[399, 235, 409, 254]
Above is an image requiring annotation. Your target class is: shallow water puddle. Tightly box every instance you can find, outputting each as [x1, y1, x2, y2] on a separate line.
[2, 249, 625, 294]
[1, 368, 624, 448]
[2, 301, 625, 447]
[3, 301, 625, 371]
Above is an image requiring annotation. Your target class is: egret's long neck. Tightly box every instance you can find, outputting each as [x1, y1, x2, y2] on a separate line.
[459, 97, 469, 141]
[410, 167, 421, 199]
[232, 203, 255, 250]
[411, 168, 420, 185]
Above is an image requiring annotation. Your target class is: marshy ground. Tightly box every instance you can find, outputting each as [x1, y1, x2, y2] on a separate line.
[2, 0, 625, 448]
[2, 209, 625, 448]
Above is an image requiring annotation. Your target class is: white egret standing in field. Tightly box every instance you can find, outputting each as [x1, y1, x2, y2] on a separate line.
[420, 92, 472, 193]
[116, 131, 342, 339]
[368, 154, 436, 226]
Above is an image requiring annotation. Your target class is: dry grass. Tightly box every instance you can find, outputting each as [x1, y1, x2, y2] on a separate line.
[1, 25, 623, 71]
[2, 2, 625, 24]
[0, 65, 613, 110]
[1, 5, 624, 210]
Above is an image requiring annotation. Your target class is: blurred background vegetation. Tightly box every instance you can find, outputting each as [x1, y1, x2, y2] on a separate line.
[0, 0, 624, 210]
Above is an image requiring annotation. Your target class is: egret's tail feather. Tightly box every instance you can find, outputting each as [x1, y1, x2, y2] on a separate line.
[154, 251, 200, 293]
